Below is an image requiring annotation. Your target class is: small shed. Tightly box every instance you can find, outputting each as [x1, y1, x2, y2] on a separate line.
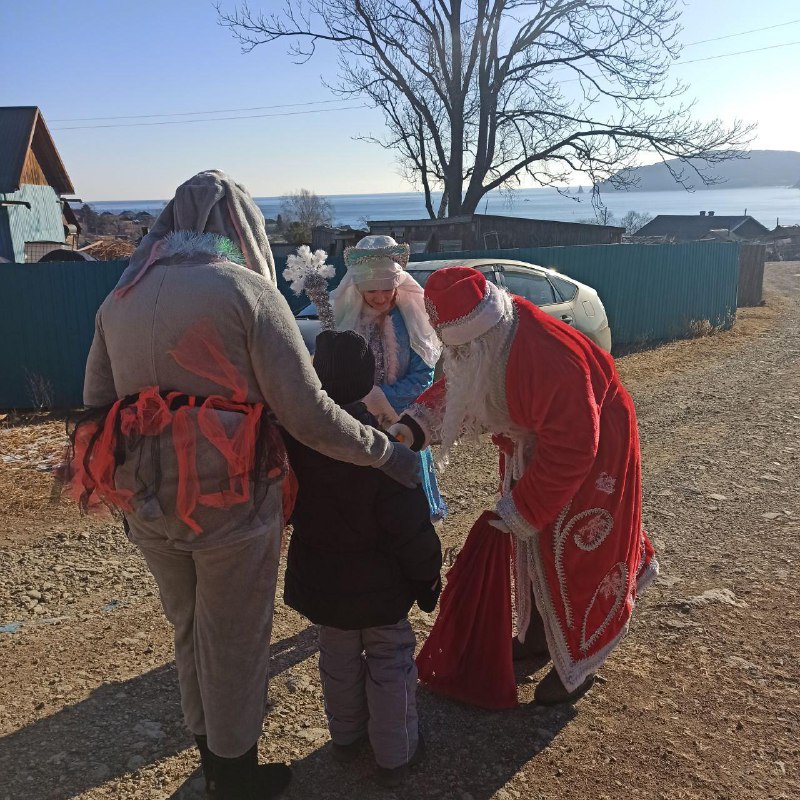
[0, 106, 77, 263]
[635, 212, 770, 242]
[311, 225, 367, 258]
[762, 225, 800, 261]
[368, 213, 623, 253]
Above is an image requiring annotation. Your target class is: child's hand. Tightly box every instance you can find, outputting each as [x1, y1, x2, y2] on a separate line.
[362, 386, 400, 425]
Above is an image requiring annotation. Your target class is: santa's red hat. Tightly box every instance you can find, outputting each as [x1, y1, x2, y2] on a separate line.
[424, 266, 507, 345]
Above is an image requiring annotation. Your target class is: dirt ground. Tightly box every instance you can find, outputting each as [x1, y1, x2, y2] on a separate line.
[1, 263, 798, 800]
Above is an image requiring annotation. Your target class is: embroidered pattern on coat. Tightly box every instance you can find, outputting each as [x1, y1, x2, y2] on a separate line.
[573, 510, 614, 551]
[581, 562, 629, 652]
[554, 505, 615, 628]
[595, 472, 617, 494]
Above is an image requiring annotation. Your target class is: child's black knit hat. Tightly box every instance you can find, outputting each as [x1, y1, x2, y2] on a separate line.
[313, 329, 375, 406]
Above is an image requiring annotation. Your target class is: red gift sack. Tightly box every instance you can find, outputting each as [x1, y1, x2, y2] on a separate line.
[416, 511, 518, 709]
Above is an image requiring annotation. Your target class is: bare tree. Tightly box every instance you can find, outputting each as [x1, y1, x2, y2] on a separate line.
[280, 188, 334, 243]
[619, 209, 654, 234]
[580, 208, 652, 231]
[218, 1, 754, 219]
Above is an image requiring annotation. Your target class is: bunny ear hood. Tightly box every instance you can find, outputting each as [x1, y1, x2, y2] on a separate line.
[114, 170, 275, 297]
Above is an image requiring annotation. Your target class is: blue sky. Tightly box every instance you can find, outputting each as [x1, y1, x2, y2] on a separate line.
[1, 0, 798, 200]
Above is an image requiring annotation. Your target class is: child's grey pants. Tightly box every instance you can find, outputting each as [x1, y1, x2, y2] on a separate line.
[318, 619, 419, 769]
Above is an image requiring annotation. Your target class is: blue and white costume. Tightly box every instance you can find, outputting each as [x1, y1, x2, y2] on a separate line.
[331, 236, 447, 521]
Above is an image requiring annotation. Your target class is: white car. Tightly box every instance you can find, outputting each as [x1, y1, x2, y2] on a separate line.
[294, 257, 612, 353]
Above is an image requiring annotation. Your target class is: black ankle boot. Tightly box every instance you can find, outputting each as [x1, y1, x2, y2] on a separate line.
[195, 735, 216, 794]
[210, 744, 291, 800]
[534, 667, 595, 706]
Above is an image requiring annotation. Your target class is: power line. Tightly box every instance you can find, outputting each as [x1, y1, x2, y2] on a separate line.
[559, 39, 800, 84]
[50, 98, 347, 123]
[47, 18, 800, 126]
[677, 39, 800, 65]
[684, 18, 800, 47]
[47, 21, 800, 130]
[51, 104, 370, 131]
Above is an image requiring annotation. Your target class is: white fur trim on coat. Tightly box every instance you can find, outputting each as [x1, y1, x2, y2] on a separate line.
[496, 494, 539, 541]
[404, 403, 437, 448]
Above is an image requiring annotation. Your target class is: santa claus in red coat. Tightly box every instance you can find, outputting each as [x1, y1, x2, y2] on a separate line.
[393, 266, 658, 704]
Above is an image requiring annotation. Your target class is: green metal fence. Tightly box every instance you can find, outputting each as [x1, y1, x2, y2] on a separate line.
[410, 240, 740, 348]
[0, 241, 739, 409]
[1, 260, 127, 409]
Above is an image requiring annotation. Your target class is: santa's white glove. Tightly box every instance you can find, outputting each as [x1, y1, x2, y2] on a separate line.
[388, 421, 414, 445]
[488, 518, 511, 534]
[362, 386, 400, 427]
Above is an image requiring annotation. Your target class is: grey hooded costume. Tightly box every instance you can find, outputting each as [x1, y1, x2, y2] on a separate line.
[82, 171, 415, 763]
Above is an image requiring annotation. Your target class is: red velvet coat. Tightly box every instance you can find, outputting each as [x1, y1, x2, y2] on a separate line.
[409, 297, 658, 690]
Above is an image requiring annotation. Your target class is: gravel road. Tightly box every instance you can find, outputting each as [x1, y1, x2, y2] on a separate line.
[1, 262, 798, 800]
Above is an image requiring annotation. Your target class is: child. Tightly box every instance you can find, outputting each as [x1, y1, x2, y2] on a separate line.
[282, 329, 442, 788]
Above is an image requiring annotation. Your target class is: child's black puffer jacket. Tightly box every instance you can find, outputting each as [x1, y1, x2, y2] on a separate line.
[282, 403, 442, 630]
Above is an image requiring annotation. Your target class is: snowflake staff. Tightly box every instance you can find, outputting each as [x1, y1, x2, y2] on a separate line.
[283, 245, 336, 331]
[392, 266, 659, 705]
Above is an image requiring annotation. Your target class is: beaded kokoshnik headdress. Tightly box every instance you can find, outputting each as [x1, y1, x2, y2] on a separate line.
[343, 236, 410, 291]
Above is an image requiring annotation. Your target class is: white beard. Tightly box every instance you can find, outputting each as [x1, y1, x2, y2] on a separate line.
[438, 292, 515, 467]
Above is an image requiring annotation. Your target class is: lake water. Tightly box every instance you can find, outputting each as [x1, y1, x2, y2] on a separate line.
[90, 185, 800, 229]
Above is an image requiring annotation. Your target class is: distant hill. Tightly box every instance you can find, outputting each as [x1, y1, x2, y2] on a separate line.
[601, 150, 800, 191]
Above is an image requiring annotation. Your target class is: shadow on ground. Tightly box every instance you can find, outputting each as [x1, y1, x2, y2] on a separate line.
[285, 671, 577, 800]
[5, 631, 575, 800]
[2, 627, 321, 800]
[2, 662, 186, 800]
[279, 655, 576, 800]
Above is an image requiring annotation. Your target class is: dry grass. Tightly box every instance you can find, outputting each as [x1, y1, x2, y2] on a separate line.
[79, 238, 136, 261]
[618, 288, 785, 390]
[0, 414, 70, 517]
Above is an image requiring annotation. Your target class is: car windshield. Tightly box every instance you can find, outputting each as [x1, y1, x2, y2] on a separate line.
[407, 268, 499, 287]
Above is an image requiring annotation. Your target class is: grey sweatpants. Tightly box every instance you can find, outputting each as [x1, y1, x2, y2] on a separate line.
[318, 620, 419, 769]
[130, 519, 282, 758]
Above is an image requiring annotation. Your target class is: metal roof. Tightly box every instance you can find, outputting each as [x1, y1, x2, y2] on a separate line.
[370, 213, 624, 231]
[0, 106, 74, 194]
[636, 214, 770, 239]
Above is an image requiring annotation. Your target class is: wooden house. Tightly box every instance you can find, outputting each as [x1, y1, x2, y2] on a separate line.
[0, 106, 78, 263]
[634, 212, 770, 243]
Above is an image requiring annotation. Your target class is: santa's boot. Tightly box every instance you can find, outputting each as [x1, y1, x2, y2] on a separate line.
[210, 744, 291, 800]
[534, 667, 595, 706]
[194, 735, 216, 794]
[512, 595, 549, 662]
